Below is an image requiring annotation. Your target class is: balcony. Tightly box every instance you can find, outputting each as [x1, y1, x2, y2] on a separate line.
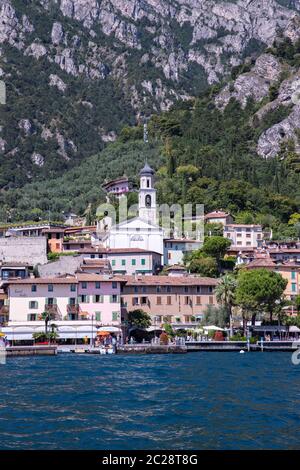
[44, 304, 62, 321]
[66, 304, 90, 321]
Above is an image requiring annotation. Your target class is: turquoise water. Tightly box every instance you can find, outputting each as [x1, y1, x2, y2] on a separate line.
[0, 352, 300, 450]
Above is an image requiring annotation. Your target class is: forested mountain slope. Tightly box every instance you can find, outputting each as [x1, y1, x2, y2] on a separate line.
[1, 0, 300, 188]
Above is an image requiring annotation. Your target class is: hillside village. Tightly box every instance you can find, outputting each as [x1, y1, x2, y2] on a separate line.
[0, 161, 299, 345]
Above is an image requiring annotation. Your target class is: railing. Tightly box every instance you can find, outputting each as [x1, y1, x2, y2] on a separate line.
[67, 304, 79, 314]
[44, 304, 62, 321]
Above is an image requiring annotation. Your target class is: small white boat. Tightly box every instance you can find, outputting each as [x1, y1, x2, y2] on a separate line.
[99, 347, 107, 355]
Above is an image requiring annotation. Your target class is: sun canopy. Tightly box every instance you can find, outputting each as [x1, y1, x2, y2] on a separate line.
[97, 326, 121, 333]
[203, 325, 225, 331]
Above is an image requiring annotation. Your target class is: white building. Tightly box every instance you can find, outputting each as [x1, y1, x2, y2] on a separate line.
[164, 239, 202, 266]
[105, 163, 164, 257]
[224, 224, 263, 249]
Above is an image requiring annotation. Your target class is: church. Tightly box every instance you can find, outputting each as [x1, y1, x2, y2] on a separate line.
[104, 163, 164, 257]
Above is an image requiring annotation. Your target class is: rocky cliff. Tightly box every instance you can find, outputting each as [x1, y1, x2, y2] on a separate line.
[1, 0, 300, 187]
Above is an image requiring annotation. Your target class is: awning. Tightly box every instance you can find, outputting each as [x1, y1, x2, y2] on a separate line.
[98, 326, 121, 333]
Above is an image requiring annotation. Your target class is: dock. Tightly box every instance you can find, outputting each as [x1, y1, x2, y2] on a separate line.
[116, 344, 187, 354]
[6, 345, 57, 356]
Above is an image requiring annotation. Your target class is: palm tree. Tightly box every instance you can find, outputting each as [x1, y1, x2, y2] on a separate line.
[39, 311, 50, 336]
[215, 274, 237, 337]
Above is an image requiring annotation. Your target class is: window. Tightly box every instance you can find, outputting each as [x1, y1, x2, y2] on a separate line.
[69, 298, 76, 306]
[184, 296, 189, 305]
[81, 282, 87, 289]
[132, 297, 139, 306]
[122, 259, 126, 266]
[70, 284, 76, 292]
[132, 259, 136, 266]
[197, 286, 201, 294]
[237, 233, 242, 237]
[292, 271, 296, 280]
[31, 284, 37, 292]
[166, 286, 171, 293]
[29, 301, 38, 309]
[112, 312, 119, 321]
[78, 295, 89, 303]
[141, 259, 146, 266]
[246, 233, 251, 238]
[292, 283, 297, 293]
[91, 254, 95, 259]
[246, 242, 251, 246]
[112, 260, 116, 266]
[95, 281, 101, 289]
[156, 286, 161, 293]
[27, 314, 37, 321]
[209, 296, 214, 304]
[134, 286, 138, 294]
[112, 281, 118, 289]
[141, 297, 148, 305]
[196, 296, 201, 305]
[95, 312, 101, 321]
[93, 295, 103, 303]
[48, 284, 53, 292]
[167, 296, 172, 305]
[184, 286, 189, 293]
[156, 296, 162, 305]
[110, 294, 119, 303]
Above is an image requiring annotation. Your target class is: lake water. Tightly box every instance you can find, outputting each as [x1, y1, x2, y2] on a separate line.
[0, 352, 300, 450]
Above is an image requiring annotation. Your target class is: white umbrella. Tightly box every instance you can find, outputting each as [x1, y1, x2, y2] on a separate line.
[203, 325, 225, 331]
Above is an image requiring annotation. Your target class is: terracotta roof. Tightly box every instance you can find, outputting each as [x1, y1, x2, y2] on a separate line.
[42, 228, 66, 233]
[227, 247, 255, 252]
[121, 275, 218, 286]
[76, 273, 125, 283]
[246, 259, 276, 269]
[78, 247, 161, 255]
[165, 265, 187, 271]
[81, 259, 110, 266]
[6, 277, 77, 285]
[205, 211, 230, 218]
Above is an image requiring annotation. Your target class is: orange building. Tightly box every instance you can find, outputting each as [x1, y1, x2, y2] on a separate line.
[120, 275, 218, 325]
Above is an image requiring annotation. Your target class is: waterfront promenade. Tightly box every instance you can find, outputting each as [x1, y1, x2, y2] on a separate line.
[4, 339, 300, 356]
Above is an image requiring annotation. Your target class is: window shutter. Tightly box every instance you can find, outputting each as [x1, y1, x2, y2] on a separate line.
[92, 295, 96, 303]
[53, 298, 57, 305]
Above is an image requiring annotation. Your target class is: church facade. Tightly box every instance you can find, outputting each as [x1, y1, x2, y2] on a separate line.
[104, 163, 164, 257]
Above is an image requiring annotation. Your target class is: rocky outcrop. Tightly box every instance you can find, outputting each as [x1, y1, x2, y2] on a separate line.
[2, 0, 300, 183]
[256, 70, 300, 158]
[216, 54, 283, 109]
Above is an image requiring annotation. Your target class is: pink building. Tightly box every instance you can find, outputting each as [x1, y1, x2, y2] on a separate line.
[5, 274, 125, 327]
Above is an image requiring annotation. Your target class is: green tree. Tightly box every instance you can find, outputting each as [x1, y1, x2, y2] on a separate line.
[128, 309, 152, 329]
[202, 236, 231, 264]
[215, 274, 237, 337]
[236, 269, 287, 333]
[295, 295, 300, 314]
[189, 256, 218, 277]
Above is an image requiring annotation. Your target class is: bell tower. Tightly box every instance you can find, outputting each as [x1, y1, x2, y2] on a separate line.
[138, 162, 157, 225]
